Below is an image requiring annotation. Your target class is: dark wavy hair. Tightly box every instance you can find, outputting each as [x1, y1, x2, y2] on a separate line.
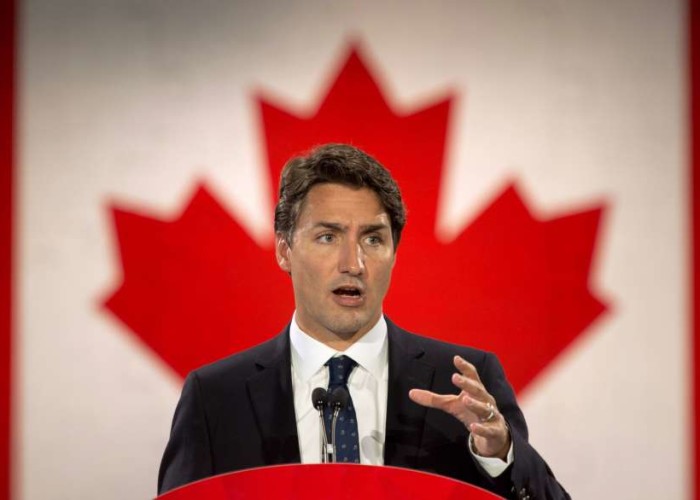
[274, 143, 407, 250]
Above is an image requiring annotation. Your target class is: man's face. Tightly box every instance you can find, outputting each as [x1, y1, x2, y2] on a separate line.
[276, 183, 396, 346]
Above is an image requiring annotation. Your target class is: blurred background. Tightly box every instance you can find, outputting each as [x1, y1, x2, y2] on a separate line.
[2, 0, 692, 498]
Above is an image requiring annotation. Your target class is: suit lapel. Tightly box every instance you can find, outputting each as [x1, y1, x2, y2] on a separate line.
[246, 329, 301, 465]
[243, 321, 436, 467]
[384, 318, 435, 467]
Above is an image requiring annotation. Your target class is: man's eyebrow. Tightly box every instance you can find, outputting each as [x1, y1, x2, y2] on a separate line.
[311, 222, 391, 233]
[313, 221, 345, 231]
[360, 223, 391, 234]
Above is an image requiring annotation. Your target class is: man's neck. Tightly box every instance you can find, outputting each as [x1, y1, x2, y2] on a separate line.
[293, 315, 383, 351]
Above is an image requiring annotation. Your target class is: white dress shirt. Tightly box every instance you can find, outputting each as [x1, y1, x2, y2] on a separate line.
[289, 313, 513, 475]
[290, 313, 389, 464]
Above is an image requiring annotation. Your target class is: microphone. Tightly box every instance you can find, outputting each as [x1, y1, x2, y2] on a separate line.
[327, 387, 350, 463]
[312, 387, 328, 409]
[311, 388, 330, 463]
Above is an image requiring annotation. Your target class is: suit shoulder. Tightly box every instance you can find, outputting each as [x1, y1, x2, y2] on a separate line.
[190, 329, 289, 384]
[390, 323, 496, 366]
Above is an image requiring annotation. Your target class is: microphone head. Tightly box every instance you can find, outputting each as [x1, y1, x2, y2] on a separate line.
[329, 387, 350, 410]
[311, 387, 329, 410]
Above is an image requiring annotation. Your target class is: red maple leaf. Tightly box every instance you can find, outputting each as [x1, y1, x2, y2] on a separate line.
[104, 45, 608, 393]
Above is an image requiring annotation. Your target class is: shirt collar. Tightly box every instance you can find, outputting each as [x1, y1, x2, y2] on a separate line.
[289, 312, 388, 382]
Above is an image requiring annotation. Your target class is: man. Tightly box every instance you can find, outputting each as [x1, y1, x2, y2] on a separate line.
[158, 144, 570, 499]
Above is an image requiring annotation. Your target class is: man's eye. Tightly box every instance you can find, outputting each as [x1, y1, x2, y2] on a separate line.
[318, 234, 335, 243]
[365, 235, 382, 246]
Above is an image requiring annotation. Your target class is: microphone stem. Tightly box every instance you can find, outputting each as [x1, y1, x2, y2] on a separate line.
[331, 407, 341, 463]
[318, 410, 329, 463]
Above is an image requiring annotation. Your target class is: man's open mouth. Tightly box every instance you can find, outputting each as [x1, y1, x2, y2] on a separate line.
[332, 286, 363, 297]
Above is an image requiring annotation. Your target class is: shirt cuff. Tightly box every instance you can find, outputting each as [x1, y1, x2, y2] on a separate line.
[468, 433, 514, 477]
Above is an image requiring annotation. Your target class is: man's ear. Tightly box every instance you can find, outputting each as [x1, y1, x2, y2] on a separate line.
[275, 233, 292, 273]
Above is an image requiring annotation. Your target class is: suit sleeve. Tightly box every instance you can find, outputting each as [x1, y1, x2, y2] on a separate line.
[157, 371, 213, 495]
[478, 352, 571, 500]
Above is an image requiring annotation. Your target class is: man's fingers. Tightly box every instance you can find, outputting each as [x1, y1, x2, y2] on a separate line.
[410, 389, 482, 427]
[454, 355, 482, 384]
[461, 394, 498, 422]
[470, 420, 508, 444]
[408, 388, 455, 410]
[410, 357, 511, 461]
[451, 373, 491, 403]
[451, 373, 482, 395]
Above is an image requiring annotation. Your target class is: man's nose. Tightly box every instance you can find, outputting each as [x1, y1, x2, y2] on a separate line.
[338, 240, 365, 275]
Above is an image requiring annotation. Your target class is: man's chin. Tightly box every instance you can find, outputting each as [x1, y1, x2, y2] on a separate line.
[326, 312, 377, 339]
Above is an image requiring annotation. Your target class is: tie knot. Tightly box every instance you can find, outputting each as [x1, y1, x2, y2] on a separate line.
[326, 355, 357, 387]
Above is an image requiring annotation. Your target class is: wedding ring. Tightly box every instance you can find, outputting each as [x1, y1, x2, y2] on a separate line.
[481, 402, 496, 422]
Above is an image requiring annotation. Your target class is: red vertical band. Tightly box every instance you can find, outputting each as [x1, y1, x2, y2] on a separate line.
[0, 0, 14, 498]
[692, 0, 700, 497]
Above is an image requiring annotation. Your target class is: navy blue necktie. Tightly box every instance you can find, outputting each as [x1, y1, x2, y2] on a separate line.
[324, 356, 360, 463]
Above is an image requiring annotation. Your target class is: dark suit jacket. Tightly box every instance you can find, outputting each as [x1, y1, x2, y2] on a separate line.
[158, 318, 570, 499]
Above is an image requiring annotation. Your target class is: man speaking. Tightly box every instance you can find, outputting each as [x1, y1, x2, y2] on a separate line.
[158, 144, 569, 499]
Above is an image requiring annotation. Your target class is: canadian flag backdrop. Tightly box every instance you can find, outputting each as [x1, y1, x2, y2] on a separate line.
[0, 0, 694, 499]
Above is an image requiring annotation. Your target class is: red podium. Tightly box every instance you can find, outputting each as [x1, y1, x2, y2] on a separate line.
[157, 464, 504, 499]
